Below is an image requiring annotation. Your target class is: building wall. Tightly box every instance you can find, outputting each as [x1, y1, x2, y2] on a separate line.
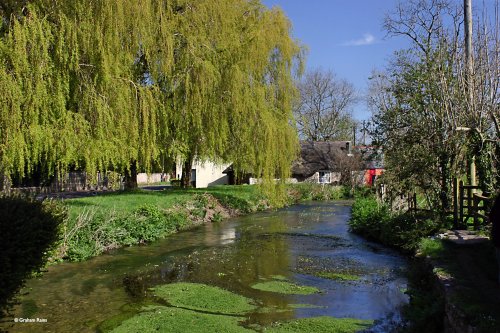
[176, 160, 230, 188]
[137, 173, 163, 184]
[303, 171, 341, 184]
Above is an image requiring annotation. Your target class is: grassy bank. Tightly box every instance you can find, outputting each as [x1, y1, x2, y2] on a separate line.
[57, 183, 349, 262]
[58, 186, 267, 262]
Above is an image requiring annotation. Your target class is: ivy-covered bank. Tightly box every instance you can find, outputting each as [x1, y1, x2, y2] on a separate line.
[348, 194, 500, 332]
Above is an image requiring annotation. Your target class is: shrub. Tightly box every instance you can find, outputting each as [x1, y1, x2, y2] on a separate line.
[63, 205, 191, 261]
[349, 196, 390, 240]
[0, 197, 65, 317]
[287, 183, 349, 202]
[349, 196, 442, 252]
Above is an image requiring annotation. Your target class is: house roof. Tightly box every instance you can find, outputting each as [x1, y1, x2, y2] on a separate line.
[291, 141, 350, 178]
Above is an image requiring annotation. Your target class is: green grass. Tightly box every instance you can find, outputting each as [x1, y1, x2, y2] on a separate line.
[251, 280, 319, 295]
[65, 185, 263, 219]
[418, 238, 446, 259]
[263, 316, 373, 333]
[109, 306, 252, 333]
[152, 282, 256, 315]
[348, 195, 444, 252]
[316, 272, 360, 281]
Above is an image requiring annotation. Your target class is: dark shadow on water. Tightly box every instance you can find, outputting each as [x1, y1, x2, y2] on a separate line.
[0, 197, 64, 319]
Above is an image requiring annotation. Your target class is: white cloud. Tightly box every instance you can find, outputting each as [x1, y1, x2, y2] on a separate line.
[343, 33, 376, 46]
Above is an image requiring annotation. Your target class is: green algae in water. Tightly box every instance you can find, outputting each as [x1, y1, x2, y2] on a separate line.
[109, 306, 253, 333]
[288, 304, 326, 309]
[264, 316, 373, 333]
[20, 299, 38, 318]
[251, 280, 319, 295]
[316, 272, 360, 281]
[152, 282, 256, 315]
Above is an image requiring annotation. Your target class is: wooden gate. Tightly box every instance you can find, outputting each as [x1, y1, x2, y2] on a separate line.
[453, 179, 492, 229]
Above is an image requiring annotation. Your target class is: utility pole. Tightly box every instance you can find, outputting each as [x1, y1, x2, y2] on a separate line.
[361, 120, 370, 146]
[465, 0, 473, 102]
[352, 124, 356, 147]
[464, 0, 477, 187]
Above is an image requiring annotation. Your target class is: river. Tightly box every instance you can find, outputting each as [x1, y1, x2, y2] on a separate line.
[1, 201, 408, 332]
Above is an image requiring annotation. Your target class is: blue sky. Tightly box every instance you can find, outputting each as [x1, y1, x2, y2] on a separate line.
[261, 0, 500, 121]
[261, 0, 408, 120]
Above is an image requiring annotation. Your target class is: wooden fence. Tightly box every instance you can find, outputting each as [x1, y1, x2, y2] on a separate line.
[453, 179, 492, 229]
[403, 178, 492, 230]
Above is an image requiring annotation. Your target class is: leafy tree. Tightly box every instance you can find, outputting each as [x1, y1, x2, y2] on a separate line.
[372, 0, 464, 210]
[0, 0, 303, 199]
[294, 68, 356, 141]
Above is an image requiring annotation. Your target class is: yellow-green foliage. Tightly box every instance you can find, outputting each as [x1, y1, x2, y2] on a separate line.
[0, 0, 303, 198]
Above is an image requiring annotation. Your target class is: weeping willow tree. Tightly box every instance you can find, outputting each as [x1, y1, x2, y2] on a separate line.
[0, 0, 175, 188]
[165, 0, 304, 202]
[0, 0, 303, 200]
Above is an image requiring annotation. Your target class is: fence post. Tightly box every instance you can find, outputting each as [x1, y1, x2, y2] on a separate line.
[459, 180, 464, 229]
[453, 178, 458, 229]
[473, 194, 478, 229]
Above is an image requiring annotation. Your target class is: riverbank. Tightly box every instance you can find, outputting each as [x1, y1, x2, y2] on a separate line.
[348, 195, 500, 332]
[56, 184, 347, 262]
[418, 238, 500, 332]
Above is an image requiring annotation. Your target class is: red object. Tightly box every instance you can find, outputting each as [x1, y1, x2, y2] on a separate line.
[365, 168, 384, 186]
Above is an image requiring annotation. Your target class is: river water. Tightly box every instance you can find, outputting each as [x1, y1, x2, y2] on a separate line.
[1, 201, 408, 332]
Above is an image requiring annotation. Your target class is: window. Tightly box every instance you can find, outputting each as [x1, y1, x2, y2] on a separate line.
[318, 171, 331, 184]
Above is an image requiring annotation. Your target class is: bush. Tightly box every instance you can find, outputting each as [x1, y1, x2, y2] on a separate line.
[0, 197, 65, 317]
[287, 183, 348, 202]
[349, 196, 442, 252]
[63, 205, 190, 262]
[349, 196, 390, 240]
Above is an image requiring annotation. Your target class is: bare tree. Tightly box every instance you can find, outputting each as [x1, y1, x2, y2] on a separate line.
[373, 0, 500, 209]
[367, 70, 394, 117]
[294, 68, 356, 141]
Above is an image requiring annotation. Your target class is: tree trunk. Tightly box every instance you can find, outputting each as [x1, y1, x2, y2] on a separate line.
[124, 161, 138, 190]
[181, 158, 193, 188]
[0, 174, 11, 195]
[439, 155, 450, 211]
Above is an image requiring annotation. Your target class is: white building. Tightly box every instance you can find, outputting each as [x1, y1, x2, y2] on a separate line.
[176, 160, 230, 188]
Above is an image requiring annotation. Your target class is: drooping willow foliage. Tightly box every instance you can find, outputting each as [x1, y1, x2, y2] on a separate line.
[0, 0, 304, 198]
